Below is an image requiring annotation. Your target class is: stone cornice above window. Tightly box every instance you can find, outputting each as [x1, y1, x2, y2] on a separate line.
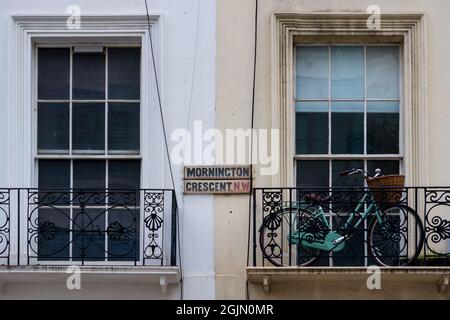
[12, 14, 158, 28]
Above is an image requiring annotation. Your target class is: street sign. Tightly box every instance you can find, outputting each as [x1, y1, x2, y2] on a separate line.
[184, 165, 251, 194]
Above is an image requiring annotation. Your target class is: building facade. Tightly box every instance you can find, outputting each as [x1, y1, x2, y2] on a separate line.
[0, 0, 449, 300]
[0, 0, 215, 299]
[215, 0, 449, 299]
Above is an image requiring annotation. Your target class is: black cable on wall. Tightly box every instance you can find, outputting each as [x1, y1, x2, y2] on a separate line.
[246, 0, 259, 301]
[144, 0, 183, 300]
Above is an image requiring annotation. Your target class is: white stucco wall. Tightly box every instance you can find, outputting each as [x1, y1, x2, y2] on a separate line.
[0, 0, 215, 299]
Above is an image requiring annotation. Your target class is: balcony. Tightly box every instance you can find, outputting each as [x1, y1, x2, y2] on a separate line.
[248, 187, 450, 295]
[0, 188, 180, 292]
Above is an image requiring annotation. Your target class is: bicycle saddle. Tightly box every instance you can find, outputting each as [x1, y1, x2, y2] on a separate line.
[304, 193, 331, 204]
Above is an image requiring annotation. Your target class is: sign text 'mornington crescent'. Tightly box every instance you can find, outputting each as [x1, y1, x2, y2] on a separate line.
[185, 166, 251, 180]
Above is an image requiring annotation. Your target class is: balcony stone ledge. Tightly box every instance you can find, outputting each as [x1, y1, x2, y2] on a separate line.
[0, 265, 181, 294]
[247, 267, 450, 295]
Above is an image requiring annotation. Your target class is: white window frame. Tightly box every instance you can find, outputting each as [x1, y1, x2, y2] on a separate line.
[34, 44, 143, 172]
[294, 43, 404, 267]
[34, 44, 142, 265]
[9, 15, 171, 265]
[294, 43, 404, 186]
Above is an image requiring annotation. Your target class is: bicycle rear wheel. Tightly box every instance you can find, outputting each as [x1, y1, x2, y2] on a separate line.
[368, 204, 424, 267]
[259, 208, 324, 267]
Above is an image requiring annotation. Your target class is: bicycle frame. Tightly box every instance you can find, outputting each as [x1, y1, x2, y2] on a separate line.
[288, 191, 384, 252]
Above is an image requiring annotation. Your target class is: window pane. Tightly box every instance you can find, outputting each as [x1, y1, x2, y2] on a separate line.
[37, 208, 70, 261]
[367, 46, 399, 99]
[332, 160, 364, 219]
[296, 46, 329, 99]
[39, 160, 70, 190]
[108, 48, 141, 100]
[38, 160, 70, 205]
[331, 46, 364, 99]
[367, 160, 399, 177]
[331, 102, 364, 154]
[73, 160, 106, 206]
[296, 160, 329, 188]
[331, 214, 364, 266]
[73, 160, 105, 190]
[108, 103, 140, 152]
[73, 103, 105, 152]
[109, 160, 140, 205]
[38, 103, 69, 153]
[295, 102, 328, 154]
[109, 160, 140, 261]
[38, 48, 70, 100]
[332, 160, 364, 188]
[367, 102, 399, 154]
[73, 53, 105, 100]
[72, 209, 105, 261]
[109, 160, 141, 190]
[108, 208, 139, 261]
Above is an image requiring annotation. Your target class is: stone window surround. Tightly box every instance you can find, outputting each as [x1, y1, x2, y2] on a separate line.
[7, 15, 176, 268]
[270, 13, 427, 187]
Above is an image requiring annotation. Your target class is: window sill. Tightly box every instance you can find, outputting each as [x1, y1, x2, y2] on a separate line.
[247, 266, 450, 296]
[0, 265, 181, 294]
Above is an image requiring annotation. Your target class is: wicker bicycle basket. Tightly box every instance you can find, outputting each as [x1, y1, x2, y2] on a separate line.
[365, 175, 405, 206]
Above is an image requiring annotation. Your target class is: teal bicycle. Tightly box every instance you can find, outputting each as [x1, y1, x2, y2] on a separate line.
[259, 168, 425, 267]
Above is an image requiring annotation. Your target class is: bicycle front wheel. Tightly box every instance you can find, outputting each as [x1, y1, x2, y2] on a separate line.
[259, 208, 324, 267]
[368, 204, 424, 267]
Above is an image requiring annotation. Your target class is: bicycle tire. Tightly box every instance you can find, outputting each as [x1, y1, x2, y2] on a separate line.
[368, 204, 424, 267]
[259, 208, 323, 267]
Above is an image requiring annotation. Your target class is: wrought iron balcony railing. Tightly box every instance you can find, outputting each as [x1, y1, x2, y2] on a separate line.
[252, 187, 450, 267]
[0, 188, 178, 266]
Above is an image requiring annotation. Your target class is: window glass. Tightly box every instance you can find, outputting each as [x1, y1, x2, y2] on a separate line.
[72, 209, 105, 261]
[73, 160, 105, 189]
[332, 160, 364, 188]
[367, 46, 399, 99]
[38, 103, 69, 153]
[295, 102, 328, 154]
[109, 160, 141, 205]
[73, 53, 105, 100]
[294, 44, 401, 267]
[108, 208, 139, 261]
[37, 208, 70, 261]
[36, 47, 142, 262]
[72, 103, 105, 152]
[367, 160, 400, 176]
[73, 160, 106, 205]
[367, 101, 399, 154]
[39, 160, 70, 190]
[296, 160, 329, 188]
[38, 48, 70, 100]
[108, 48, 141, 100]
[331, 214, 365, 266]
[109, 160, 141, 190]
[332, 160, 365, 216]
[108, 103, 140, 152]
[296, 46, 329, 99]
[295, 45, 401, 182]
[331, 46, 364, 99]
[331, 102, 364, 154]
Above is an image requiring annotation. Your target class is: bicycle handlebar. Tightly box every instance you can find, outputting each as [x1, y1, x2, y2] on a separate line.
[339, 170, 353, 176]
[340, 168, 382, 179]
